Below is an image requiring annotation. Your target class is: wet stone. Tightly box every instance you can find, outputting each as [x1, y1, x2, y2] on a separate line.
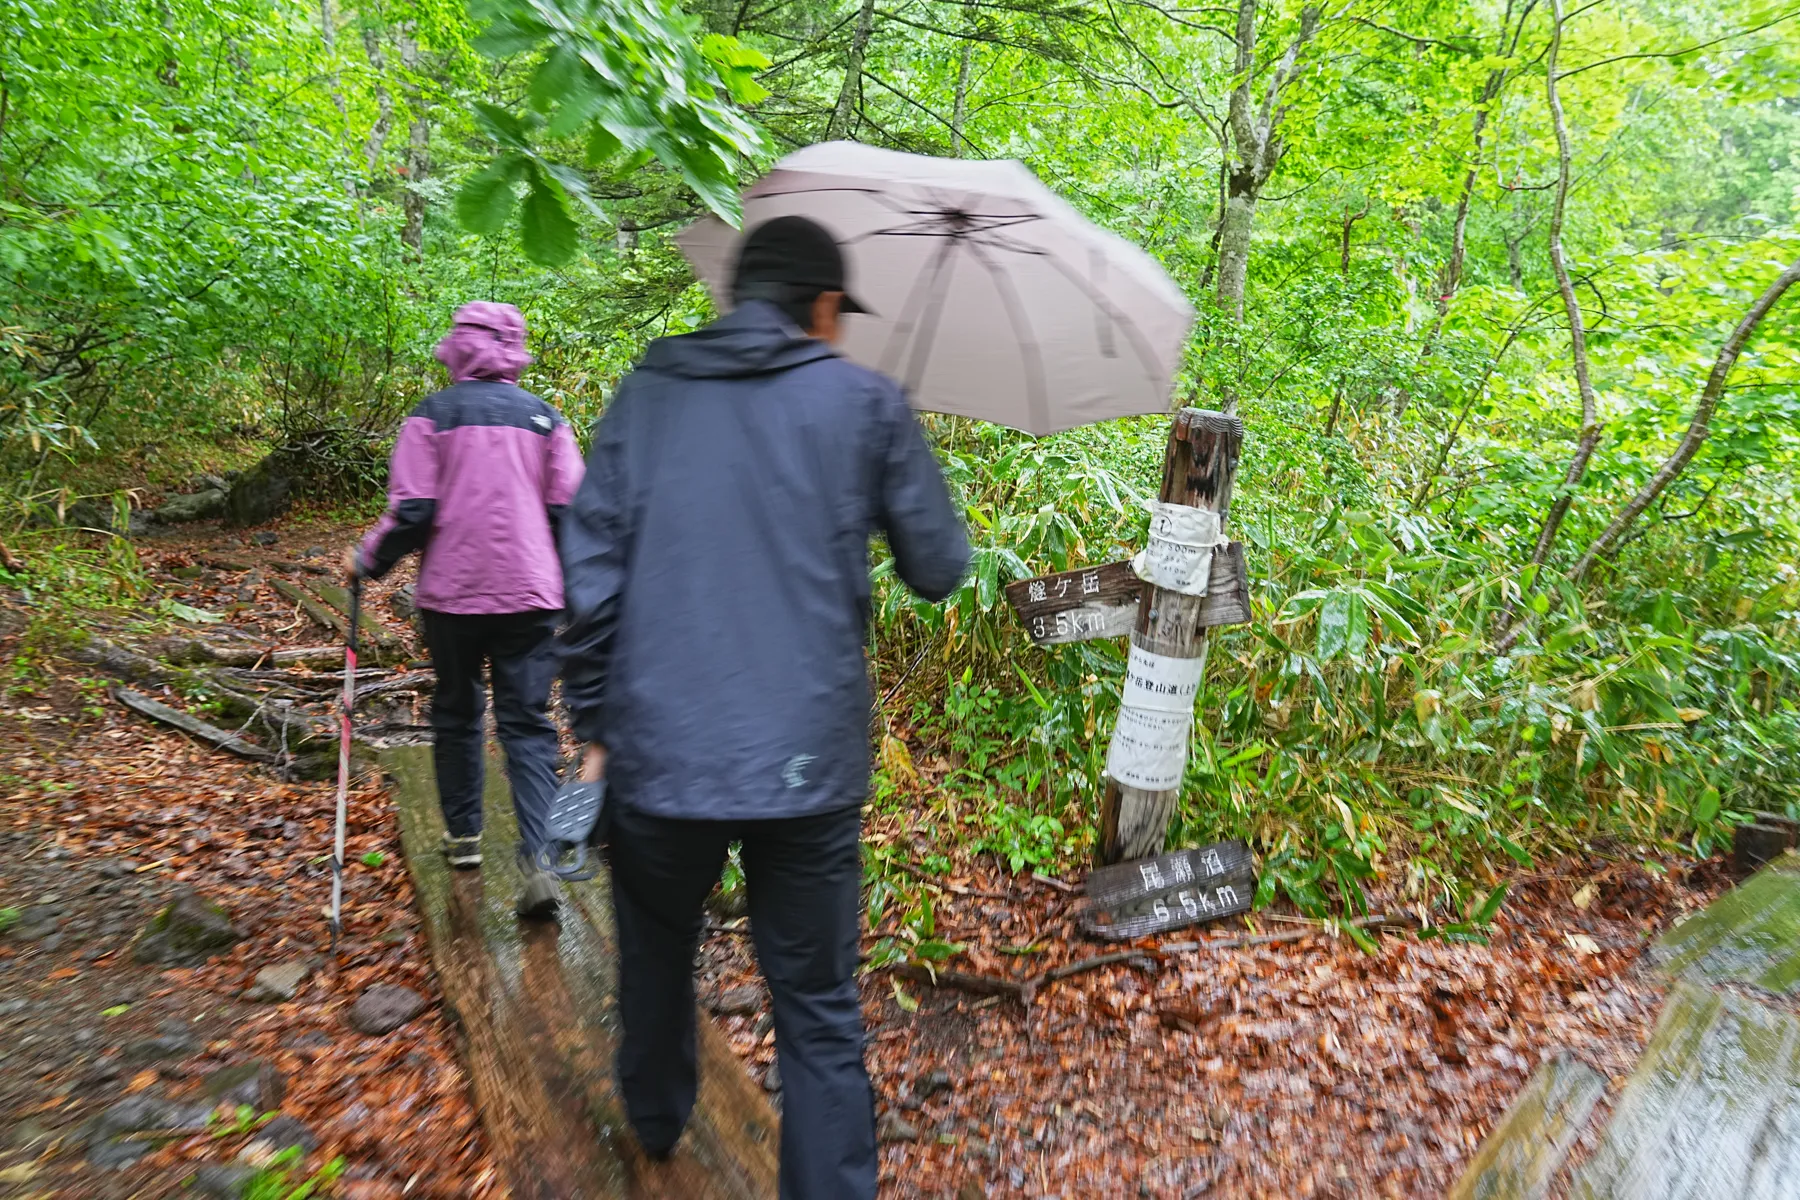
[711, 985, 762, 1016]
[348, 984, 426, 1035]
[122, 1019, 200, 1063]
[193, 1164, 258, 1199]
[878, 1112, 919, 1142]
[239, 1114, 318, 1164]
[245, 961, 310, 1002]
[763, 1062, 781, 1093]
[918, 1067, 954, 1098]
[89, 1136, 152, 1169]
[133, 888, 243, 966]
[204, 1062, 285, 1111]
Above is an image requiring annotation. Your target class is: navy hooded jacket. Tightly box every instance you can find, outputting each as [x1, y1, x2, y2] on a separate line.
[559, 301, 971, 820]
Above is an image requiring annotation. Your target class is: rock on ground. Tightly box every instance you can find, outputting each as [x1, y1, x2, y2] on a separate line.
[155, 488, 228, 524]
[224, 456, 293, 527]
[348, 984, 426, 1035]
[132, 888, 243, 966]
[245, 960, 310, 1002]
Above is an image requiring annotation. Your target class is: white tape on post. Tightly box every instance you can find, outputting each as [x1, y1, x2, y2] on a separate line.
[1105, 644, 1209, 791]
[1105, 706, 1192, 791]
[1119, 644, 1205, 713]
[1131, 502, 1224, 596]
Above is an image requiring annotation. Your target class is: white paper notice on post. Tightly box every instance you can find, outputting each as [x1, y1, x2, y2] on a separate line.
[1105, 706, 1192, 791]
[1120, 644, 1205, 713]
[1132, 502, 1222, 596]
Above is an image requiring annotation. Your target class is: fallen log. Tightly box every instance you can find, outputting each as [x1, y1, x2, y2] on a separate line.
[165, 639, 347, 668]
[113, 688, 275, 764]
[311, 581, 408, 658]
[383, 745, 778, 1198]
[270, 577, 349, 639]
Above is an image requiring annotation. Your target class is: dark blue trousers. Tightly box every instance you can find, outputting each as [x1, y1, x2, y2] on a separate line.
[606, 802, 876, 1200]
[421, 608, 560, 856]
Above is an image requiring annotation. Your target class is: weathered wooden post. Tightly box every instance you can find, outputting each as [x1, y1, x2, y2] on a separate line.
[1095, 408, 1243, 864]
[1002, 407, 1250, 939]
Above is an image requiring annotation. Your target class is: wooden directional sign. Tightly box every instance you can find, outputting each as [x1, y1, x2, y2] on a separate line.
[1079, 839, 1256, 940]
[1004, 561, 1141, 646]
[1005, 543, 1253, 648]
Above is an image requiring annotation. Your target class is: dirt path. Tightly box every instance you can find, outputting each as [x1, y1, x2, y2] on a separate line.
[1, 513, 1733, 1198]
[0, 516, 495, 1198]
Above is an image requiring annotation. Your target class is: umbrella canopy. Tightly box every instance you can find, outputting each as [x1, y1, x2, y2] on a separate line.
[676, 142, 1194, 436]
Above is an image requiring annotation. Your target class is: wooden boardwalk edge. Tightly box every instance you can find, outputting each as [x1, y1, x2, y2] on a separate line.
[380, 744, 779, 1199]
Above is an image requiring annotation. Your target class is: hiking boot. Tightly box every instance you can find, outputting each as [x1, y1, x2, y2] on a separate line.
[441, 832, 482, 869]
[516, 852, 561, 921]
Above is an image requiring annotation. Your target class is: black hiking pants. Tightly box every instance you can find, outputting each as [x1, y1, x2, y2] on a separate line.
[421, 608, 560, 856]
[606, 802, 876, 1200]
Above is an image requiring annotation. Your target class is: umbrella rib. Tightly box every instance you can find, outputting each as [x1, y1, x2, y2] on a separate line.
[965, 239, 1050, 436]
[876, 234, 962, 382]
[987, 235, 1172, 388]
[900, 239, 963, 397]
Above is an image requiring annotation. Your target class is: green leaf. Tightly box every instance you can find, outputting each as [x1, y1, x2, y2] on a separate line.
[455, 156, 525, 235]
[890, 978, 919, 1012]
[519, 172, 579, 266]
[360, 850, 385, 867]
[583, 122, 622, 167]
[1473, 883, 1509, 925]
[529, 44, 581, 113]
[1317, 590, 1366, 661]
[102, 1004, 130, 1016]
[471, 101, 531, 150]
[1694, 785, 1721, 825]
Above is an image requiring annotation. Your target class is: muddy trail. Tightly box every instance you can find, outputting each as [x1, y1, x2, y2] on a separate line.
[0, 515, 1732, 1198]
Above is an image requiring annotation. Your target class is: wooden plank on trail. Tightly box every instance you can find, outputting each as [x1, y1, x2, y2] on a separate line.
[1005, 544, 1251, 647]
[382, 745, 778, 1200]
[1447, 1052, 1603, 1200]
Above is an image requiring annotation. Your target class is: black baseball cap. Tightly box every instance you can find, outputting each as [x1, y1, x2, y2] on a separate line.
[733, 215, 871, 314]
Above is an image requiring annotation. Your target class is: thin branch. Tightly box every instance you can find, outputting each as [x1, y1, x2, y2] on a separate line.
[1557, 8, 1800, 80]
[1568, 256, 1800, 583]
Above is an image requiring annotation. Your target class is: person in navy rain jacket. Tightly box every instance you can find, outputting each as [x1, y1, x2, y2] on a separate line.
[558, 217, 971, 1198]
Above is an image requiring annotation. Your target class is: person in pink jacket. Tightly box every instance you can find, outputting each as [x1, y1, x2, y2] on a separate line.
[350, 302, 585, 918]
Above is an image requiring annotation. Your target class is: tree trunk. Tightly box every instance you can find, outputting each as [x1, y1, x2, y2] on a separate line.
[398, 25, 429, 254]
[1213, 0, 1318, 321]
[1214, 179, 1259, 320]
[1523, 0, 1601, 575]
[826, 0, 877, 141]
[1568, 256, 1800, 582]
[362, 27, 392, 178]
[950, 36, 973, 156]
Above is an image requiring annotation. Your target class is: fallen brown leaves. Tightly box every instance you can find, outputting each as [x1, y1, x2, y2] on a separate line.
[702, 842, 1723, 1198]
[0, 517, 498, 1198]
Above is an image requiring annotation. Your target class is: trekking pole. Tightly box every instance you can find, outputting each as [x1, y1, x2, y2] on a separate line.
[329, 574, 362, 956]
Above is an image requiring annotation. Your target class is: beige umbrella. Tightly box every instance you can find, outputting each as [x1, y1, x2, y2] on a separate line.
[676, 142, 1193, 436]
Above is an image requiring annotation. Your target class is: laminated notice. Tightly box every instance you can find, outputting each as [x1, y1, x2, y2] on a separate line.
[1131, 502, 1223, 595]
[1120, 644, 1205, 713]
[1105, 706, 1192, 791]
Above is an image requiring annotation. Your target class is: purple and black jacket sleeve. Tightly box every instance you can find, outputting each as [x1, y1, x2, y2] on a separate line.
[359, 412, 438, 579]
[544, 419, 584, 562]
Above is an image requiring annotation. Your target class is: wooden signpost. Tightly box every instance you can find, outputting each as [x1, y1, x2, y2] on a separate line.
[1004, 407, 1254, 935]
